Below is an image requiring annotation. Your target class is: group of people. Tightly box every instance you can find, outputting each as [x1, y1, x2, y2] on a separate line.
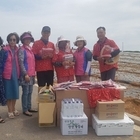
[0, 26, 120, 123]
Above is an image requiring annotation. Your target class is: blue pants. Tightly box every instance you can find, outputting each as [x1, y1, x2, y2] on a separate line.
[22, 85, 33, 112]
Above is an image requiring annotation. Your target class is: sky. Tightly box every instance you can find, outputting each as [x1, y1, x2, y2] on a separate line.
[0, 0, 140, 51]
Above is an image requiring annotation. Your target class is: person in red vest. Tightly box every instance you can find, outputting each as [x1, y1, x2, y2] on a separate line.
[32, 26, 55, 92]
[73, 36, 92, 83]
[93, 27, 120, 81]
[52, 36, 74, 83]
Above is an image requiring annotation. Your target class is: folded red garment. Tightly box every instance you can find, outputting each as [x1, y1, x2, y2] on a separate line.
[87, 88, 121, 108]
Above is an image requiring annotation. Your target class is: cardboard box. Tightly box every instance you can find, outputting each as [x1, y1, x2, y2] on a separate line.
[95, 110, 124, 120]
[38, 102, 56, 127]
[55, 89, 90, 108]
[38, 94, 55, 103]
[92, 114, 134, 136]
[95, 99, 124, 120]
[57, 108, 93, 126]
[61, 112, 88, 135]
[96, 99, 125, 112]
[38, 86, 55, 103]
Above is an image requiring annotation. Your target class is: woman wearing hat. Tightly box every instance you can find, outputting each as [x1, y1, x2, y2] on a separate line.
[52, 36, 74, 83]
[18, 32, 37, 116]
[2, 33, 20, 119]
[73, 36, 92, 82]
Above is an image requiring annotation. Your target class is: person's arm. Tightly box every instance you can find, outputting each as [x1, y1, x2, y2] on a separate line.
[18, 49, 27, 76]
[93, 56, 98, 61]
[18, 49, 31, 82]
[34, 54, 42, 60]
[85, 50, 92, 74]
[111, 49, 120, 57]
[52, 53, 63, 67]
[0, 49, 8, 73]
[32, 42, 43, 60]
[110, 40, 120, 57]
[92, 44, 100, 61]
[53, 62, 63, 67]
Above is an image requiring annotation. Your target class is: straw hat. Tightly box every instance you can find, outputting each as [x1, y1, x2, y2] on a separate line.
[74, 36, 87, 46]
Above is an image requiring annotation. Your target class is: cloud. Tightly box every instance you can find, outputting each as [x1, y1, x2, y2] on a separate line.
[0, 0, 140, 50]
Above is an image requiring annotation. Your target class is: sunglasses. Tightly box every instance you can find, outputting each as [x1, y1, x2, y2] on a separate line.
[9, 38, 16, 42]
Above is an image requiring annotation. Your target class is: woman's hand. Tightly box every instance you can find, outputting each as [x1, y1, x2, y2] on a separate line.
[25, 75, 30, 82]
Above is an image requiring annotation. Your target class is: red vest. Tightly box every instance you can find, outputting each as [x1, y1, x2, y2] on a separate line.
[52, 51, 74, 78]
[20, 46, 35, 76]
[74, 47, 88, 75]
[3, 45, 20, 79]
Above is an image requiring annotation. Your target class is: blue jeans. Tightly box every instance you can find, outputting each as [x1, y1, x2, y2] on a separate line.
[22, 85, 33, 112]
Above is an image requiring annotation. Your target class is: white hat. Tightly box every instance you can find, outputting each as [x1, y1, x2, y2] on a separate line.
[57, 36, 69, 43]
[74, 36, 87, 46]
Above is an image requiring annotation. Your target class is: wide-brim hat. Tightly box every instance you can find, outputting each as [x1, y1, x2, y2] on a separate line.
[21, 33, 34, 42]
[74, 36, 87, 46]
[57, 36, 70, 43]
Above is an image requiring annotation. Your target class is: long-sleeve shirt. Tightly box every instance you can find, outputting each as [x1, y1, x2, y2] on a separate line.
[93, 38, 120, 72]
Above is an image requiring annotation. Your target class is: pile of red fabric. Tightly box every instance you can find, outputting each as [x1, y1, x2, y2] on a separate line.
[87, 88, 121, 108]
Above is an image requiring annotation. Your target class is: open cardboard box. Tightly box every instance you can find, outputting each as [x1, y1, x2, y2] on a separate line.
[38, 86, 55, 103]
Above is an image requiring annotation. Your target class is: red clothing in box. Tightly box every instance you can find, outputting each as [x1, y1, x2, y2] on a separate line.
[93, 38, 119, 72]
[52, 50, 74, 82]
[32, 40, 55, 71]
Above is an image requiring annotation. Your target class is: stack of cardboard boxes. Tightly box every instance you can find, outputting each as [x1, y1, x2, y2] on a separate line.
[95, 99, 124, 120]
[38, 86, 56, 127]
[60, 98, 88, 135]
[92, 99, 134, 136]
[55, 89, 95, 127]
